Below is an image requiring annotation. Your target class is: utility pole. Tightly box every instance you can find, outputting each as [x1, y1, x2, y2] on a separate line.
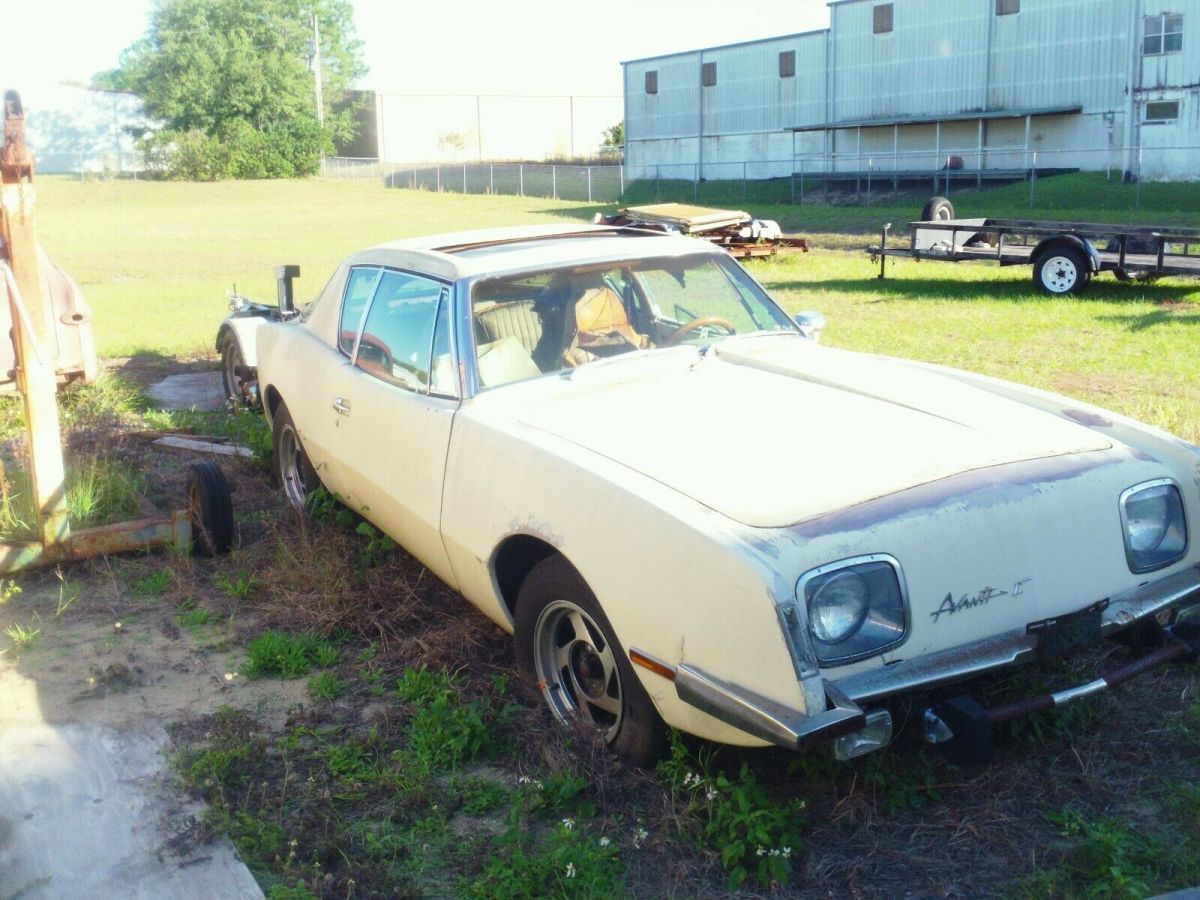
[311, 13, 324, 128]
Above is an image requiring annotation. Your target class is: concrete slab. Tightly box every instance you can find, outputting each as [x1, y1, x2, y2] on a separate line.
[145, 373, 225, 412]
[0, 722, 263, 900]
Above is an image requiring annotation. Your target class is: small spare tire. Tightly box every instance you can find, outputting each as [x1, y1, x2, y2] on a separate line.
[921, 196, 955, 221]
[187, 461, 234, 556]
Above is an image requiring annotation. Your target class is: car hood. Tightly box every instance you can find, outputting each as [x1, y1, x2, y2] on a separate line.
[516, 335, 1112, 528]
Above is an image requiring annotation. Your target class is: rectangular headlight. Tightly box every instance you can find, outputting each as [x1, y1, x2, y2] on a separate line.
[1120, 479, 1187, 574]
[794, 554, 909, 668]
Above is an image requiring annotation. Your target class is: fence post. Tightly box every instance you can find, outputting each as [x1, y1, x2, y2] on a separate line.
[436, 164, 441, 193]
[552, 165, 557, 200]
[790, 165, 795, 204]
[1135, 148, 1143, 210]
[519, 164, 524, 196]
[1029, 151, 1037, 208]
[490, 163, 494, 194]
[412, 164, 417, 189]
[867, 158, 873, 206]
[656, 166, 661, 202]
[800, 158, 805, 205]
[463, 163, 468, 193]
[587, 166, 592, 203]
[742, 162, 748, 203]
[619, 165, 625, 199]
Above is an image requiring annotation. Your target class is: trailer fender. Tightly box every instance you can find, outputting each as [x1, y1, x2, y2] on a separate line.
[1032, 235, 1101, 274]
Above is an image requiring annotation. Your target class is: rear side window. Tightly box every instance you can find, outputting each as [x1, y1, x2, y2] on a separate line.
[339, 267, 382, 355]
[354, 270, 449, 394]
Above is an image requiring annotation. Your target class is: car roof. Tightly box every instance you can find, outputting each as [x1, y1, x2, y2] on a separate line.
[340, 224, 725, 281]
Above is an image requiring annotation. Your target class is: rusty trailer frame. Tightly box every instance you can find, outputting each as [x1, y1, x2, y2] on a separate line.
[0, 90, 223, 574]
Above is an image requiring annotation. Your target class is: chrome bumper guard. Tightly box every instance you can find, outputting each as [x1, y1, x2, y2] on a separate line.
[674, 664, 865, 751]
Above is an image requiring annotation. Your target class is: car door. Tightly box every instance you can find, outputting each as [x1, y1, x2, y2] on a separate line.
[327, 268, 461, 587]
[288, 265, 383, 499]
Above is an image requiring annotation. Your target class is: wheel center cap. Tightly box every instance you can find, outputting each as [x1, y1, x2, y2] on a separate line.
[569, 643, 605, 698]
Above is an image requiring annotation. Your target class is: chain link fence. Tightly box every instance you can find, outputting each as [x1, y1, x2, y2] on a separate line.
[327, 143, 1199, 212]
[323, 157, 626, 203]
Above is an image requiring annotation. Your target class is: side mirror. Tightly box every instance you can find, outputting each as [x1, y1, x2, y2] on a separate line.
[275, 264, 300, 316]
[794, 310, 827, 342]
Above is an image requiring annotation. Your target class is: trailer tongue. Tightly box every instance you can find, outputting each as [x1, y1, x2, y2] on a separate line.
[867, 196, 1200, 295]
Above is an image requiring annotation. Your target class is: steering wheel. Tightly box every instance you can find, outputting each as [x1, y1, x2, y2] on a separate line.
[664, 316, 736, 347]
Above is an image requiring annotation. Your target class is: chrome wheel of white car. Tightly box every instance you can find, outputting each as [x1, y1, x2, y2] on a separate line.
[533, 599, 624, 738]
[272, 402, 317, 511]
[220, 333, 254, 407]
[515, 555, 667, 766]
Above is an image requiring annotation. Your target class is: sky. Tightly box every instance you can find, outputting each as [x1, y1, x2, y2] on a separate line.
[4, 0, 831, 99]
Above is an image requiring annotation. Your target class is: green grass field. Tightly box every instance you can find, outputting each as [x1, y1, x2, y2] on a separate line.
[34, 175, 1200, 443]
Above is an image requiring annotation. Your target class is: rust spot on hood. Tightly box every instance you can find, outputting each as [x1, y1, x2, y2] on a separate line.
[788, 451, 1122, 540]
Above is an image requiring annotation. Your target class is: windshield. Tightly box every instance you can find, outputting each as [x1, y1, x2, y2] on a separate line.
[469, 253, 795, 388]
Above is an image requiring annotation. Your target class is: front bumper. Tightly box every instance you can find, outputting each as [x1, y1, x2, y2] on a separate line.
[631, 565, 1200, 754]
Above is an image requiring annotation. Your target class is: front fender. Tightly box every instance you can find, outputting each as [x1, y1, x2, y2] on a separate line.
[1033, 235, 1101, 273]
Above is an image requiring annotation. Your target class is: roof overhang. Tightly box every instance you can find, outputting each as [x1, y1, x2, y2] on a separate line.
[786, 105, 1083, 133]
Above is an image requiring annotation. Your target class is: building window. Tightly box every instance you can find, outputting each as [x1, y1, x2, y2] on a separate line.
[779, 50, 796, 78]
[1145, 100, 1180, 123]
[701, 62, 717, 86]
[996, 0, 1019, 15]
[644, 70, 658, 95]
[1144, 14, 1183, 55]
[873, 3, 893, 33]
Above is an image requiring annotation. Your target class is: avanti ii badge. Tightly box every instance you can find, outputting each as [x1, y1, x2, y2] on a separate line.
[931, 579, 1031, 623]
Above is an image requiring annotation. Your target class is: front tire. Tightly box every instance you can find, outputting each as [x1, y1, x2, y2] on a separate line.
[272, 401, 319, 511]
[1033, 247, 1089, 295]
[515, 555, 667, 767]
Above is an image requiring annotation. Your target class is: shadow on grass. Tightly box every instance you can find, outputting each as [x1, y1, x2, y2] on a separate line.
[1098, 308, 1200, 331]
[536, 203, 618, 223]
[774, 274, 1200, 304]
[111, 350, 218, 388]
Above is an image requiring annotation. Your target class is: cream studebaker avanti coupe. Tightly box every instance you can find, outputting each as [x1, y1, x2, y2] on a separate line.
[245, 224, 1200, 765]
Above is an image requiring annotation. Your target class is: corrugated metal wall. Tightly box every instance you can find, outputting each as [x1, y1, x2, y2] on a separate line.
[624, 0, 1200, 180]
[829, 0, 990, 121]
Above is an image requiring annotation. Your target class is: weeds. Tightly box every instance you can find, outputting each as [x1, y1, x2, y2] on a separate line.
[177, 599, 218, 631]
[243, 630, 339, 679]
[0, 578, 21, 606]
[463, 798, 622, 898]
[307, 671, 343, 700]
[4, 622, 41, 650]
[396, 666, 498, 774]
[214, 570, 258, 602]
[132, 569, 172, 598]
[659, 734, 804, 889]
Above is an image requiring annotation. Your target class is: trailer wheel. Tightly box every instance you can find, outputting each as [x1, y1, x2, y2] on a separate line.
[921, 196, 955, 221]
[187, 461, 234, 556]
[1033, 247, 1089, 295]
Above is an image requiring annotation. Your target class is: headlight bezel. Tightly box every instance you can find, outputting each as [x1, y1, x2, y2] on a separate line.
[794, 553, 910, 668]
[1119, 478, 1188, 574]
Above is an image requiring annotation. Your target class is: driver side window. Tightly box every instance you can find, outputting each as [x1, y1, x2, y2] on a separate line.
[339, 267, 382, 356]
[354, 270, 453, 395]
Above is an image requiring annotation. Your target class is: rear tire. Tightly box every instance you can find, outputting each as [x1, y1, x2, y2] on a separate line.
[514, 555, 668, 767]
[219, 333, 252, 408]
[921, 196, 954, 221]
[272, 401, 319, 511]
[187, 461, 234, 556]
[1033, 247, 1089, 295]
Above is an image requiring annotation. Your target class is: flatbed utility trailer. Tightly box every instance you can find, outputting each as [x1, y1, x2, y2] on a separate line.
[867, 197, 1200, 295]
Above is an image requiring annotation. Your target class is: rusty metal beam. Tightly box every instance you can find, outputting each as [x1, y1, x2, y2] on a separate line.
[0, 512, 192, 575]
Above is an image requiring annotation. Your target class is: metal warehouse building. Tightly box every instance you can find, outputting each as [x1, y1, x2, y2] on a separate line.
[623, 0, 1200, 183]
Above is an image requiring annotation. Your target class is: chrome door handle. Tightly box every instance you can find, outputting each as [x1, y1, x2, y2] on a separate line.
[332, 397, 351, 415]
